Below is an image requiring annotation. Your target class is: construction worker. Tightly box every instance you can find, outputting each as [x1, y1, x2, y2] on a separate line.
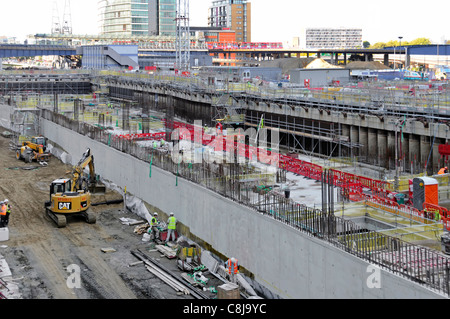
[166, 212, 177, 243]
[225, 257, 239, 284]
[0, 201, 6, 228]
[423, 208, 429, 220]
[148, 212, 160, 241]
[438, 167, 448, 174]
[435, 210, 442, 222]
[4, 199, 11, 227]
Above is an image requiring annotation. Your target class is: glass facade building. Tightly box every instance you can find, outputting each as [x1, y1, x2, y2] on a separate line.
[98, 0, 176, 37]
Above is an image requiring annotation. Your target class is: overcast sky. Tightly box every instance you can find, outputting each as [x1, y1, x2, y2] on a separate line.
[0, 0, 448, 45]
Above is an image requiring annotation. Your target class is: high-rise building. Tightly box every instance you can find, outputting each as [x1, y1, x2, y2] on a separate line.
[98, 0, 177, 37]
[208, 0, 251, 43]
[305, 28, 362, 49]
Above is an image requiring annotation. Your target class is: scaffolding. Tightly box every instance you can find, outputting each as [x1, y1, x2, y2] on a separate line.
[175, 0, 190, 71]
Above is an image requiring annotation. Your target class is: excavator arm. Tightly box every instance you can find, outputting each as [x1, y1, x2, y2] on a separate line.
[70, 149, 104, 193]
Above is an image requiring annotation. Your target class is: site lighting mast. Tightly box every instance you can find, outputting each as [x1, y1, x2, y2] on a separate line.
[175, 0, 191, 71]
[398, 36, 403, 68]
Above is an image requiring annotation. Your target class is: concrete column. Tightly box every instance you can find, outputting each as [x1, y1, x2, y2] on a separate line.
[409, 134, 420, 174]
[384, 54, 389, 67]
[368, 128, 378, 165]
[342, 124, 350, 158]
[400, 133, 410, 173]
[432, 138, 441, 175]
[359, 127, 368, 161]
[377, 130, 387, 168]
[350, 126, 359, 158]
[343, 53, 347, 66]
[387, 131, 395, 170]
[420, 135, 431, 175]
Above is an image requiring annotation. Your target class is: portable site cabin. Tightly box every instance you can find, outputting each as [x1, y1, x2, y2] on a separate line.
[412, 177, 439, 211]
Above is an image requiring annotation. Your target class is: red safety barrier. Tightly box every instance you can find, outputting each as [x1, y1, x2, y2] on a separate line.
[126, 119, 433, 214]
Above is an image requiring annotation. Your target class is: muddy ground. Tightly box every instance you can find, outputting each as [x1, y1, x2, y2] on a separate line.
[0, 133, 217, 300]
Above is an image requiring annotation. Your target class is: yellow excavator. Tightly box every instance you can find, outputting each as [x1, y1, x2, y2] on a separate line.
[45, 148, 105, 228]
[16, 136, 50, 163]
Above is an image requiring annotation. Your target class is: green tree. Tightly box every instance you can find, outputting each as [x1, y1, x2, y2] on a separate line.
[370, 42, 386, 49]
[363, 41, 370, 48]
[408, 38, 431, 45]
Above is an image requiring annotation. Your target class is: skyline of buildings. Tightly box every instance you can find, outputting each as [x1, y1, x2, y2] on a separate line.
[96, 0, 252, 43]
[0, 0, 448, 47]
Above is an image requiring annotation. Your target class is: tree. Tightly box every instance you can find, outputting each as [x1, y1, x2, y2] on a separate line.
[370, 42, 386, 49]
[408, 38, 431, 45]
[363, 41, 370, 48]
[369, 37, 431, 49]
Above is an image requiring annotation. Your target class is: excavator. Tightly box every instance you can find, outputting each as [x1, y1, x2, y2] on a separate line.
[16, 135, 50, 163]
[45, 148, 106, 228]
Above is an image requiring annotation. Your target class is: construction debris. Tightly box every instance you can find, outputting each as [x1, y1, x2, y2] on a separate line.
[119, 217, 145, 226]
[134, 223, 149, 234]
[155, 245, 177, 259]
[100, 248, 116, 253]
[131, 249, 209, 299]
[0, 255, 21, 299]
[128, 261, 144, 267]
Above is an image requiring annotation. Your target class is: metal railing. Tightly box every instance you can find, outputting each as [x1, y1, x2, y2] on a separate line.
[39, 108, 450, 297]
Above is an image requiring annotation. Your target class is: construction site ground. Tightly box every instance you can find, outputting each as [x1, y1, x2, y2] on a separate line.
[0, 133, 221, 300]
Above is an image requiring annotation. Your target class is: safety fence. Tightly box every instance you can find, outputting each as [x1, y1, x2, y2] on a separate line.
[39, 108, 450, 297]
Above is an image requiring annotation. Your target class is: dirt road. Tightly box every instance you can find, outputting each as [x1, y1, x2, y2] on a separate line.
[0, 134, 194, 299]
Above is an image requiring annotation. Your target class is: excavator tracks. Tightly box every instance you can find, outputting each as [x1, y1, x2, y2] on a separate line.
[46, 208, 67, 228]
[45, 207, 96, 228]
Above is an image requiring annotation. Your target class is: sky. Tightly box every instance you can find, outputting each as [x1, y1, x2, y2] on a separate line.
[0, 0, 448, 46]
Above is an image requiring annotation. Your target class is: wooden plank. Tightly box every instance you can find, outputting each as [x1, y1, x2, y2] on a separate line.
[155, 245, 177, 259]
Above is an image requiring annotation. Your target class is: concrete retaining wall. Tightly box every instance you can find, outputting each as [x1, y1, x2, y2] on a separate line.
[39, 117, 445, 299]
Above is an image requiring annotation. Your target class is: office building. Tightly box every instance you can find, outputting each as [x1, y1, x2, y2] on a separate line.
[208, 0, 251, 43]
[305, 28, 362, 49]
[98, 0, 177, 37]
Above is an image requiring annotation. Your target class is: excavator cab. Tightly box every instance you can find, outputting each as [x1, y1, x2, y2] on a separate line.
[49, 179, 73, 196]
[31, 136, 47, 148]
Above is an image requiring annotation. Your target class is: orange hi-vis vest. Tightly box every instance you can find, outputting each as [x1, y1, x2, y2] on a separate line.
[0, 205, 6, 216]
[227, 259, 239, 275]
[438, 168, 447, 175]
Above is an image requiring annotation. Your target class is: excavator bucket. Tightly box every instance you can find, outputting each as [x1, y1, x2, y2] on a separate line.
[89, 182, 106, 194]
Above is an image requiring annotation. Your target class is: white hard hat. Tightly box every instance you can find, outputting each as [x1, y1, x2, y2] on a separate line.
[170, 212, 174, 216]
[231, 257, 237, 263]
[4, 199, 8, 203]
[0, 201, 3, 205]
[153, 212, 158, 216]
